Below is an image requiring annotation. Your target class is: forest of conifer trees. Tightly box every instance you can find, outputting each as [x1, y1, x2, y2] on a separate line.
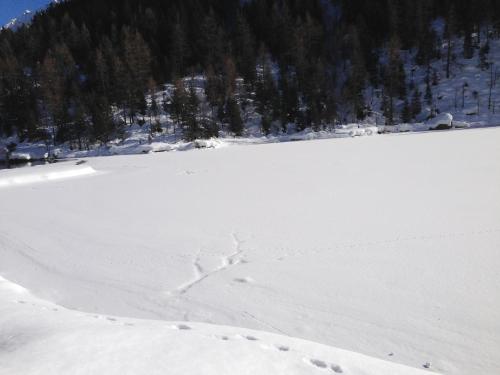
[1, 0, 500, 149]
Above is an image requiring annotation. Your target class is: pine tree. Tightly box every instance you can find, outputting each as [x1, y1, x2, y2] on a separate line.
[271, 1, 294, 68]
[415, 1, 436, 66]
[170, 79, 188, 139]
[205, 65, 225, 123]
[425, 83, 433, 107]
[183, 82, 201, 141]
[90, 94, 114, 144]
[401, 99, 412, 123]
[261, 113, 272, 136]
[170, 16, 188, 79]
[479, 41, 491, 70]
[411, 87, 422, 119]
[432, 69, 439, 86]
[233, 13, 256, 83]
[94, 49, 110, 95]
[121, 27, 153, 121]
[39, 50, 66, 143]
[227, 96, 244, 136]
[110, 55, 131, 115]
[344, 26, 367, 120]
[279, 72, 299, 130]
[72, 99, 88, 150]
[464, 24, 474, 59]
[147, 79, 160, 131]
[223, 57, 237, 99]
[255, 54, 279, 125]
[122, 28, 152, 88]
[384, 36, 406, 124]
[199, 9, 226, 72]
[138, 92, 148, 120]
[381, 93, 392, 125]
[445, 6, 457, 78]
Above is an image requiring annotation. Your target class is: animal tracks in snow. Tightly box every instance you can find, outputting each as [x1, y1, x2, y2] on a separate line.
[210, 331, 345, 373]
[307, 358, 344, 373]
[172, 324, 192, 330]
[169, 233, 248, 296]
[309, 359, 328, 369]
[233, 277, 254, 284]
[330, 364, 344, 373]
[17, 292, 349, 375]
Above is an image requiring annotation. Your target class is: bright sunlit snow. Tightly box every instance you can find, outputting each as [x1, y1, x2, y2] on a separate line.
[0, 275, 430, 375]
[1, 128, 500, 374]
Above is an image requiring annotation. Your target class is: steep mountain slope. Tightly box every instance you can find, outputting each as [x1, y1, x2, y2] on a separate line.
[1, 0, 500, 149]
[2, 1, 60, 30]
[3, 10, 35, 30]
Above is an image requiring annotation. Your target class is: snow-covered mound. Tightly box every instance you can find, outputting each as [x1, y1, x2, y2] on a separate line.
[1, 129, 499, 374]
[0, 276, 431, 375]
[0, 164, 96, 188]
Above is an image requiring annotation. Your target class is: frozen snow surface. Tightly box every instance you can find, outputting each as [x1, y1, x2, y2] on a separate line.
[1, 128, 500, 374]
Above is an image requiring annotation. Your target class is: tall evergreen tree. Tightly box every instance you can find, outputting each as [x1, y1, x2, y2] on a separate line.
[233, 13, 256, 83]
[199, 9, 226, 72]
[171, 78, 188, 139]
[170, 16, 188, 79]
[255, 54, 279, 132]
[227, 96, 244, 136]
[411, 87, 422, 119]
[463, 24, 475, 59]
[344, 25, 367, 120]
[184, 82, 201, 141]
[445, 6, 457, 78]
[384, 36, 406, 125]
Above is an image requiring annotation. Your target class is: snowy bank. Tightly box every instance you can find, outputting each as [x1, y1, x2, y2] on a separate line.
[3, 117, 498, 164]
[0, 276, 433, 375]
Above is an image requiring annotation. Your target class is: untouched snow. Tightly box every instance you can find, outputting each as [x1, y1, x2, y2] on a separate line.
[1, 129, 500, 374]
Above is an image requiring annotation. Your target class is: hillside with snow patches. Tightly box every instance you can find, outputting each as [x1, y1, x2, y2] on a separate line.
[3, 21, 500, 163]
[366, 20, 500, 127]
[1, 128, 500, 374]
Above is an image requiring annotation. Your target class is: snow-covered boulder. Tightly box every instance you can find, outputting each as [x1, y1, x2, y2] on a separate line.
[395, 123, 413, 132]
[10, 152, 31, 161]
[334, 124, 378, 137]
[426, 113, 453, 130]
[362, 125, 378, 136]
[453, 121, 471, 129]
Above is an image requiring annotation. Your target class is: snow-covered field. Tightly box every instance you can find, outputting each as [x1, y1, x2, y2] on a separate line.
[1, 128, 499, 374]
